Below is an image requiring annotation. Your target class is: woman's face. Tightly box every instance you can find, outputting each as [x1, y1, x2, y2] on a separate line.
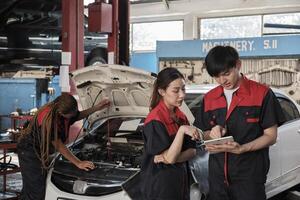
[159, 78, 186, 110]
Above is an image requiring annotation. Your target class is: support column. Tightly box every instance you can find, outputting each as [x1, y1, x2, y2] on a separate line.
[107, 0, 119, 64]
[62, 0, 84, 71]
[118, 0, 130, 65]
[61, 0, 84, 94]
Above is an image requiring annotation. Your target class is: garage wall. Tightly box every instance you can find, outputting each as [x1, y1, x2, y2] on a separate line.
[130, 52, 157, 73]
[129, 0, 300, 73]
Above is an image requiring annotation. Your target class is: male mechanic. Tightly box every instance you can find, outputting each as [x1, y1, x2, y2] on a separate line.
[194, 46, 285, 200]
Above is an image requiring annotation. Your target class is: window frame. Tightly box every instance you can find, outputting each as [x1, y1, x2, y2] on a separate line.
[130, 19, 184, 52]
[198, 12, 300, 39]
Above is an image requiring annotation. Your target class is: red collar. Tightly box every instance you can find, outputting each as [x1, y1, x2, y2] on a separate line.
[157, 100, 186, 125]
[144, 100, 188, 136]
[210, 74, 251, 99]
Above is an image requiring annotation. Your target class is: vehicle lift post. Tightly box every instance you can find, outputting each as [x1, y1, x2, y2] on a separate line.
[60, 0, 129, 139]
[88, 0, 130, 65]
[61, 0, 129, 93]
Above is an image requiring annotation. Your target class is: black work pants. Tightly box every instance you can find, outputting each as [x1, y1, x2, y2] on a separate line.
[208, 177, 266, 200]
[17, 144, 46, 200]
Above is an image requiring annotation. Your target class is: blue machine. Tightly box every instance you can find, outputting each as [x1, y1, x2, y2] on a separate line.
[0, 78, 48, 130]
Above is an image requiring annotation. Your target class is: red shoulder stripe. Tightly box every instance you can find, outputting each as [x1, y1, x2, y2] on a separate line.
[37, 107, 51, 126]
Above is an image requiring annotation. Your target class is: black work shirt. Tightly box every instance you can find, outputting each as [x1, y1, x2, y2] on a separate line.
[18, 106, 79, 153]
[140, 100, 195, 200]
[195, 76, 285, 183]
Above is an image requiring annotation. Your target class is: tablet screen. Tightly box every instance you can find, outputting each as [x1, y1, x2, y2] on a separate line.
[203, 136, 234, 145]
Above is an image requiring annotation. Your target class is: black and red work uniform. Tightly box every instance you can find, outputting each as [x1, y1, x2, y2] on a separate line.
[17, 107, 79, 200]
[195, 76, 285, 200]
[140, 100, 195, 200]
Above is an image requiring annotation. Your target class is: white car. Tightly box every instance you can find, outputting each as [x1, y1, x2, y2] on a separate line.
[185, 84, 300, 199]
[45, 64, 156, 200]
[45, 65, 300, 199]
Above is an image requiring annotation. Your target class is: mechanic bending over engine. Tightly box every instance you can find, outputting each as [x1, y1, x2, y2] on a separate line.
[140, 67, 203, 200]
[194, 46, 285, 200]
[17, 93, 110, 200]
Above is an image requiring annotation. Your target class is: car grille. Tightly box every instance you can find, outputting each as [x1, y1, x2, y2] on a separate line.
[51, 172, 123, 196]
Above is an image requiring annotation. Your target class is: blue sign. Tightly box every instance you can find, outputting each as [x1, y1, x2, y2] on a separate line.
[157, 35, 300, 59]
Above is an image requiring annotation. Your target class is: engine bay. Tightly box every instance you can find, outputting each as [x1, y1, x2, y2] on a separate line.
[75, 133, 144, 168]
[51, 117, 144, 195]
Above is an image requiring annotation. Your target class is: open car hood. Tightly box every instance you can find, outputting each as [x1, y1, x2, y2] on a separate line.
[71, 64, 155, 126]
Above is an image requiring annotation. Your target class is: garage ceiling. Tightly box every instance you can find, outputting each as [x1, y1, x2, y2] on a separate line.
[82, 0, 177, 9]
[130, 0, 179, 9]
[130, 0, 177, 4]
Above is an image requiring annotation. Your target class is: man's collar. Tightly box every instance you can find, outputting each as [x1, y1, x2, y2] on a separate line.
[212, 74, 251, 98]
[236, 74, 251, 96]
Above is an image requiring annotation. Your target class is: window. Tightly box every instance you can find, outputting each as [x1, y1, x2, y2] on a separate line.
[199, 15, 261, 39]
[263, 12, 300, 35]
[131, 20, 183, 51]
[277, 97, 300, 122]
[199, 12, 300, 39]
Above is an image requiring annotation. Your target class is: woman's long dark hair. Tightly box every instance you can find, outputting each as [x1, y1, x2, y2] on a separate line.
[20, 93, 78, 169]
[150, 67, 184, 110]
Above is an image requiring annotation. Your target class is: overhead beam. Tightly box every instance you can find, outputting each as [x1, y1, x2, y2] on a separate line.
[131, 0, 300, 19]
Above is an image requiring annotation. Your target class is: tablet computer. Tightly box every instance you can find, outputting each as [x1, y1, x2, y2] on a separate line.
[203, 136, 234, 145]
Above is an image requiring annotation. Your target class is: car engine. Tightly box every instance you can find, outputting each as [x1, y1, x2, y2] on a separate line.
[75, 132, 144, 168]
[50, 117, 144, 196]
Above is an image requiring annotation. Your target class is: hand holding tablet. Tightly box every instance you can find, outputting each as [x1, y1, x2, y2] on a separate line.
[203, 136, 234, 146]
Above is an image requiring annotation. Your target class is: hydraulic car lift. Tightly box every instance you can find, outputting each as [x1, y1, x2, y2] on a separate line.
[60, 0, 129, 94]
[60, 0, 129, 139]
[61, 0, 129, 72]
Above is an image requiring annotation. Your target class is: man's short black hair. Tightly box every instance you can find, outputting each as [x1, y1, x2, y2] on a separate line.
[204, 46, 239, 77]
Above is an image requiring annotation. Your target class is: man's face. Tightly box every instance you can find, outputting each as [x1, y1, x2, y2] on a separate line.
[213, 61, 241, 90]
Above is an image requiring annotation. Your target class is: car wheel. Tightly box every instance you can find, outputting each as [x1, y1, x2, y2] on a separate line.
[87, 56, 107, 66]
[85, 47, 107, 66]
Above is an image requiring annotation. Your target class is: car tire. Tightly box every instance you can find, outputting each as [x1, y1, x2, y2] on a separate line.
[86, 47, 107, 66]
[86, 56, 107, 66]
